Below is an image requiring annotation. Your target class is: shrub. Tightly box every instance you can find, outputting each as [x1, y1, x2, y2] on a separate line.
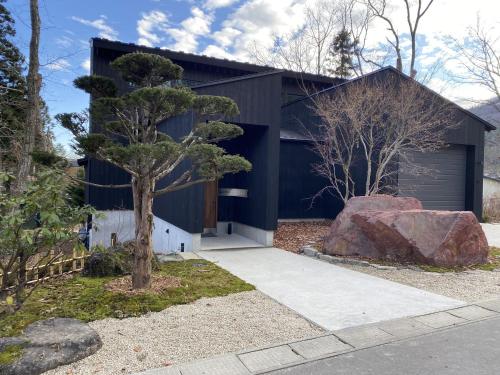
[83, 241, 159, 277]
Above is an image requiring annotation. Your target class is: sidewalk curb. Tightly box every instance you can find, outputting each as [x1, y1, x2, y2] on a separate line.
[134, 298, 500, 375]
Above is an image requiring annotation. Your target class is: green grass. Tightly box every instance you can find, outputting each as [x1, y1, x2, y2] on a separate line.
[0, 345, 23, 366]
[0, 260, 254, 337]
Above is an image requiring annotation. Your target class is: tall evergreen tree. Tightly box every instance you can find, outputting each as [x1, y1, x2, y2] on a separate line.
[327, 29, 359, 79]
[0, 0, 27, 173]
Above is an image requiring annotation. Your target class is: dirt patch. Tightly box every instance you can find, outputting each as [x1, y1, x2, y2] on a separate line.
[273, 221, 332, 252]
[105, 275, 182, 295]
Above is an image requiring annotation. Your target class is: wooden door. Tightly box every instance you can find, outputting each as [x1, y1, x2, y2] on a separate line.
[203, 180, 218, 229]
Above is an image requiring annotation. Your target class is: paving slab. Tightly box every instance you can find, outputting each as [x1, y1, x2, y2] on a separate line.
[333, 325, 395, 347]
[447, 305, 498, 320]
[476, 299, 500, 313]
[377, 317, 434, 338]
[414, 311, 467, 328]
[481, 223, 500, 247]
[179, 354, 250, 375]
[289, 335, 352, 359]
[137, 366, 182, 375]
[238, 345, 301, 372]
[198, 247, 464, 330]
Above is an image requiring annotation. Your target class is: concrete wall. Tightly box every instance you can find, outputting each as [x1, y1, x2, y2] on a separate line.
[89, 210, 201, 253]
[484, 177, 500, 200]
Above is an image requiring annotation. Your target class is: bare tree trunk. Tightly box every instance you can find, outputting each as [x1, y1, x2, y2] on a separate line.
[131, 177, 154, 289]
[14, 0, 41, 194]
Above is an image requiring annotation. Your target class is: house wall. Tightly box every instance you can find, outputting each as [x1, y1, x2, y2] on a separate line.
[280, 69, 488, 220]
[484, 178, 500, 200]
[89, 210, 200, 253]
[278, 139, 343, 219]
[194, 72, 282, 231]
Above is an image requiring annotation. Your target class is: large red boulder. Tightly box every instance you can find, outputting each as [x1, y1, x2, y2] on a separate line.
[351, 209, 489, 267]
[324, 195, 422, 257]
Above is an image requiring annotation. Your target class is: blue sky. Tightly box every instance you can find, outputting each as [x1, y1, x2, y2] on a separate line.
[5, 0, 499, 154]
[7, 0, 243, 152]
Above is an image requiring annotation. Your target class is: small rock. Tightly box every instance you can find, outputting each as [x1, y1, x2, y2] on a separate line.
[302, 247, 319, 258]
[318, 254, 334, 262]
[371, 264, 396, 270]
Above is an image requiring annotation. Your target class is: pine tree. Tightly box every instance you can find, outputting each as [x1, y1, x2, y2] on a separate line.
[59, 52, 252, 289]
[327, 29, 359, 79]
[0, 0, 27, 173]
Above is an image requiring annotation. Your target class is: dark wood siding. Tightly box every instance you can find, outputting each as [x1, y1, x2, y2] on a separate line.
[195, 72, 282, 231]
[279, 140, 343, 219]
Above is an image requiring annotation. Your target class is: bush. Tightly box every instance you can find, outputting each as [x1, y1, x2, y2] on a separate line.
[83, 241, 160, 277]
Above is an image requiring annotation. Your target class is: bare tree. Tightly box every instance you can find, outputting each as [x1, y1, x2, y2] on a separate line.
[310, 71, 456, 202]
[251, 0, 345, 75]
[13, 0, 42, 194]
[452, 18, 500, 111]
[365, 0, 436, 78]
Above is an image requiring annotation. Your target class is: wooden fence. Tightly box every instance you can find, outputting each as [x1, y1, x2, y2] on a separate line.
[0, 248, 89, 288]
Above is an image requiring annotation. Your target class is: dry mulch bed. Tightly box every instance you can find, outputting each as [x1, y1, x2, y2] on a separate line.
[273, 221, 332, 252]
[105, 275, 182, 295]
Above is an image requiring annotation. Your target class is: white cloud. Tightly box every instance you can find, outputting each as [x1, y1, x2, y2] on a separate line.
[72, 15, 118, 40]
[81, 58, 91, 72]
[204, 0, 239, 10]
[166, 7, 213, 53]
[202, 44, 234, 59]
[207, 0, 308, 61]
[46, 58, 71, 71]
[137, 10, 169, 47]
[55, 35, 73, 48]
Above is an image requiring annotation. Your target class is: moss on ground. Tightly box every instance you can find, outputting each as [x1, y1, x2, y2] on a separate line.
[415, 247, 500, 273]
[0, 260, 254, 337]
[0, 345, 23, 366]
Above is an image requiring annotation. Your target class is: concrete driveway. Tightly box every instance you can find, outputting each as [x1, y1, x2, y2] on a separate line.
[482, 223, 500, 247]
[198, 248, 464, 331]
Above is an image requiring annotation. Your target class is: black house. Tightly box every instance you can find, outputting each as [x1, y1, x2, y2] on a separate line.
[84, 38, 495, 252]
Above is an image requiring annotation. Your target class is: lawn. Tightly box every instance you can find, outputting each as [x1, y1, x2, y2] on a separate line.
[0, 260, 254, 337]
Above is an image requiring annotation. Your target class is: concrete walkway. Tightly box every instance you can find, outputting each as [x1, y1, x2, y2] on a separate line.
[482, 223, 500, 247]
[198, 248, 464, 331]
[135, 299, 500, 375]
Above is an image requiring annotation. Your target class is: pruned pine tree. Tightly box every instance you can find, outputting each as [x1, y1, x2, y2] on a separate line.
[59, 52, 251, 289]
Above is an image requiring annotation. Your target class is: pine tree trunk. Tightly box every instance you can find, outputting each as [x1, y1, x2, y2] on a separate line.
[14, 0, 41, 194]
[131, 177, 155, 289]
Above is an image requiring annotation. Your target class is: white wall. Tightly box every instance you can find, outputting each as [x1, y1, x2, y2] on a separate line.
[216, 221, 274, 246]
[89, 210, 201, 253]
[484, 178, 500, 201]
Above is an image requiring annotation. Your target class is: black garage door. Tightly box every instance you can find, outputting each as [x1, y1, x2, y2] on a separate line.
[398, 145, 467, 210]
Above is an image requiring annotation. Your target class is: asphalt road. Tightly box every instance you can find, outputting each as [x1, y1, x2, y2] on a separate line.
[268, 316, 500, 375]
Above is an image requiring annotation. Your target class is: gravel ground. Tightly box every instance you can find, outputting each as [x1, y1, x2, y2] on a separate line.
[43, 291, 324, 375]
[339, 263, 500, 303]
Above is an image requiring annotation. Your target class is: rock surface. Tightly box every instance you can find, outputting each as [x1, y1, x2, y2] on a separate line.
[352, 209, 489, 266]
[324, 195, 422, 257]
[0, 318, 102, 375]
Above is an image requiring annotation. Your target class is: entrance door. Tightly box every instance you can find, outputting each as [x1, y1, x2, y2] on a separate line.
[203, 180, 218, 229]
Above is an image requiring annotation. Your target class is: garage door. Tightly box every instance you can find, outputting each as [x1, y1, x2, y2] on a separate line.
[398, 145, 467, 210]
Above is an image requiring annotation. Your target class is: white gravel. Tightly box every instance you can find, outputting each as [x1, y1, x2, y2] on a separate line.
[339, 264, 500, 303]
[43, 291, 324, 375]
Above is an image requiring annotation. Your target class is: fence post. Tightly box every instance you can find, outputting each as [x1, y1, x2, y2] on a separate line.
[80, 248, 85, 270]
[49, 250, 55, 277]
[72, 248, 77, 272]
